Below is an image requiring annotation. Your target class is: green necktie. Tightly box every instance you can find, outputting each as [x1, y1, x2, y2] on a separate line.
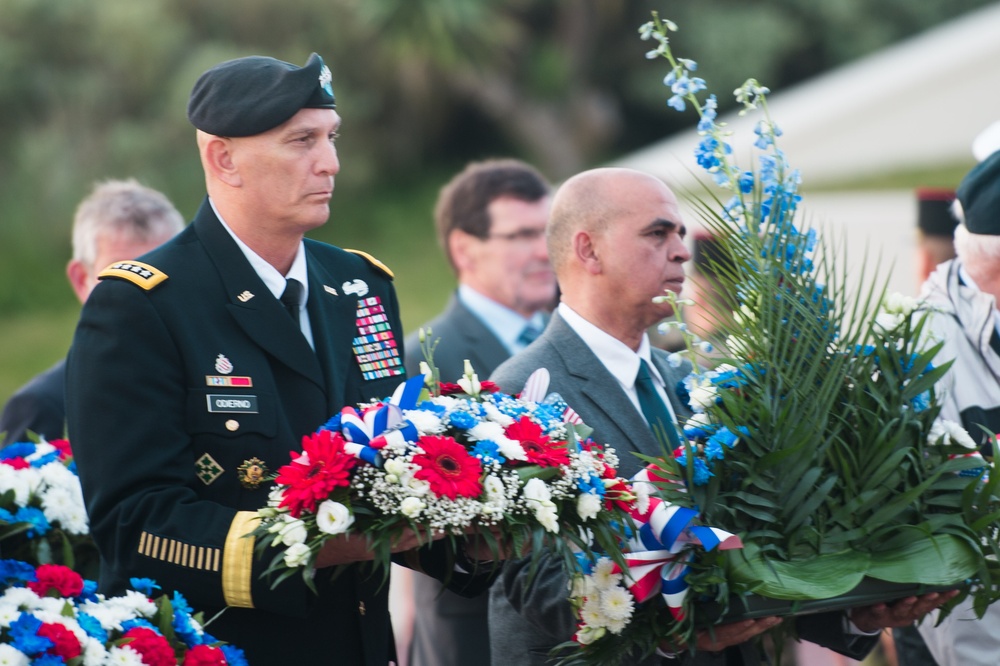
[635, 359, 682, 450]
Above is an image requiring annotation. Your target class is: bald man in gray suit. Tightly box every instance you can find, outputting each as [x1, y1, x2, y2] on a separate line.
[488, 168, 950, 665]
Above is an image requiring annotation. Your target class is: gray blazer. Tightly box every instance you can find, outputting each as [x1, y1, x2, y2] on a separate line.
[403, 292, 515, 666]
[487, 313, 877, 666]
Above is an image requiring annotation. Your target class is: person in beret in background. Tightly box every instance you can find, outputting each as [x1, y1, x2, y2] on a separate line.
[66, 53, 494, 665]
[915, 150, 1000, 666]
[914, 187, 958, 285]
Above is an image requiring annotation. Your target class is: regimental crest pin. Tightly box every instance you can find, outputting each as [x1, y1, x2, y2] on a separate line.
[342, 279, 369, 297]
[215, 354, 233, 375]
[237, 290, 254, 302]
[237, 457, 268, 490]
[319, 64, 333, 95]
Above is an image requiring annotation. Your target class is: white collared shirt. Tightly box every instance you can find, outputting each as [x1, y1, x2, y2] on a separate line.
[557, 302, 677, 424]
[958, 264, 1000, 336]
[458, 284, 546, 354]
[211, 199, 315, 349]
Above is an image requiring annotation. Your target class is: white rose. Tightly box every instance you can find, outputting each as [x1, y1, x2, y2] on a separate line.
[484, 475, 505, 501]
[384, 458, 408, 478]
[688, 384, 718, 411]
[883, 292, 920, 316]
[576, 492, 602, 522]
[874, 312, 904, 332]
[283, 542, 313, 568]
[523, 478, 552, 503]
[536, 505, 560, 533]
[278, 518, 308, 545]
[315, 500, 355, 535]
[400, 496, 426, 518]
[401, 472, 432, 496]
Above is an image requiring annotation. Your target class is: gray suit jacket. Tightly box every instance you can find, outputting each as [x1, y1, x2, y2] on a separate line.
[403, 292, 515, 666]
[487, 313, 878, 666]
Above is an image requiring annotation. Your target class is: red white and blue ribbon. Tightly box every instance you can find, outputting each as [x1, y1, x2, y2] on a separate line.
[328, 374, 425, 464]
[616, 467, 743, 620]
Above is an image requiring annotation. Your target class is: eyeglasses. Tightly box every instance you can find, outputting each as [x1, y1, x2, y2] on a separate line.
[484, 227, 546, 244]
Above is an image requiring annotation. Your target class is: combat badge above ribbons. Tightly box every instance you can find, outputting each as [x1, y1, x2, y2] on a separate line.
[237, 457, 268, 490]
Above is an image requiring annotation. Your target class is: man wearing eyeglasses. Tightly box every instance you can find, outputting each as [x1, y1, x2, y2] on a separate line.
[402, 158, 556, 666]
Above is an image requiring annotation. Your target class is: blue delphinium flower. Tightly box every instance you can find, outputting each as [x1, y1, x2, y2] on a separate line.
[738, 171, 755, 194]
[471, 440, 506, 465]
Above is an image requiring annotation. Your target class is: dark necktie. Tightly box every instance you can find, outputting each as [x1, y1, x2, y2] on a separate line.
[635, 358, 682, 450]
[517, 324, 542, 347]
[280, 278, 303, 324]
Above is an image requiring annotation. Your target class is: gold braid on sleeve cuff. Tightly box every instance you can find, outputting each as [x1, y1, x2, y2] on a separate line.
[222, 511, 260, 608]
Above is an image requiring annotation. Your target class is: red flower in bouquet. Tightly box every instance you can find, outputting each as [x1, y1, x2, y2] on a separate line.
[413, 435, 484, 500]
[439, 381, 501, 396]
[183, 644, 228, 666]
[37, 622, 82, 661]
[122, 627, 176, 666]
[27, 564, 84, 598]
[276, 429, 358, 518]
[603, 479, 635, 512]
[48, 438, 73, 461]
[1, 456, 29, 470]
[505, 416, 570, 467]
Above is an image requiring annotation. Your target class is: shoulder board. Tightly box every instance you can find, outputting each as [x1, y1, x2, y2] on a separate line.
[344, 248, 394, 279]
[97, 261, 169, 291]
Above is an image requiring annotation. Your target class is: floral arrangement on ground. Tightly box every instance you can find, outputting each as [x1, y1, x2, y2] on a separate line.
[0, 559, 247, 665]
[0, 438, 97, 579]
[251, 354, 637, 589]
[560, 12, 1000, 665]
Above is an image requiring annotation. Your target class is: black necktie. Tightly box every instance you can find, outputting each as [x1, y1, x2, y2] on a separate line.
[280, 278, 303, 324]
[635, 359, 682, 450]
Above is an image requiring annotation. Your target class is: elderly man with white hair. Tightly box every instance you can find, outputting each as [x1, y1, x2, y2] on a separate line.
[916, 150, 1000, 665]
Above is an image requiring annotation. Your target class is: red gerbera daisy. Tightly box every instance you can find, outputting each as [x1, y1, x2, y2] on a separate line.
[276, 429, 358, 518]
[504, 416, 570, 467]
[413, 435, 483, 500]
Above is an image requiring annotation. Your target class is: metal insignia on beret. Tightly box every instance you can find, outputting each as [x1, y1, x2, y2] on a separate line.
[319, 65, 333, 96]
[237, 457, 268, 490]
[97, 261, 168, 291]
[195, 453, 224, 485]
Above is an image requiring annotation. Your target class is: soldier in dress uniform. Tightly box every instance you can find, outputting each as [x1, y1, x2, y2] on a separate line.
[66, 53, 493, 665]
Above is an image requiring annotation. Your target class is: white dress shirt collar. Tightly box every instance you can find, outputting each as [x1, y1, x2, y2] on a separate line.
[459, 284, 546, 353]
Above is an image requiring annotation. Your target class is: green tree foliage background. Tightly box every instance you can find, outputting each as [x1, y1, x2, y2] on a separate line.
[0, 0, 992, 400]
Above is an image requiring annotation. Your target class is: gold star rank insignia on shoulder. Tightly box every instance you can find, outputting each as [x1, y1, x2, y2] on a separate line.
[98, 261, 168, 290]
[237, 457, 269, 490]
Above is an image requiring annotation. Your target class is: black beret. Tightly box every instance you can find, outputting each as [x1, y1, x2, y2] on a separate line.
[187, 53, 335, 137]
[915, 187, 957, 237]
[957, 151, 1000, 236]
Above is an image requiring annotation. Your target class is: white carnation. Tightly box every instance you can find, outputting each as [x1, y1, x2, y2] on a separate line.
[0, 644, 29, 666]
[315, 500, 355, 535]
[576, 492, 602, 521]
[482, 403, 515, 427]
[403, 409, 445, 434]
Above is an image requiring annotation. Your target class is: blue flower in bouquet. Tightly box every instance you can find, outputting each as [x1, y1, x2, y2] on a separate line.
[674, 452, 714, 486]
[449, 411, 479, 430]
[221, 644, 250, 666]
[76, 611, 108, 642]
[171, 591, 203, 647]
[471, 440, 506, 465]
[8, 506, 51, 538]
[577, 472, 606, 498]
[121, 617, 156, 632]
[0, 559, 36, 585]
[0, 442, 37, 461]
[8, 613, 51, 655]
[129, 576, 160, 596]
